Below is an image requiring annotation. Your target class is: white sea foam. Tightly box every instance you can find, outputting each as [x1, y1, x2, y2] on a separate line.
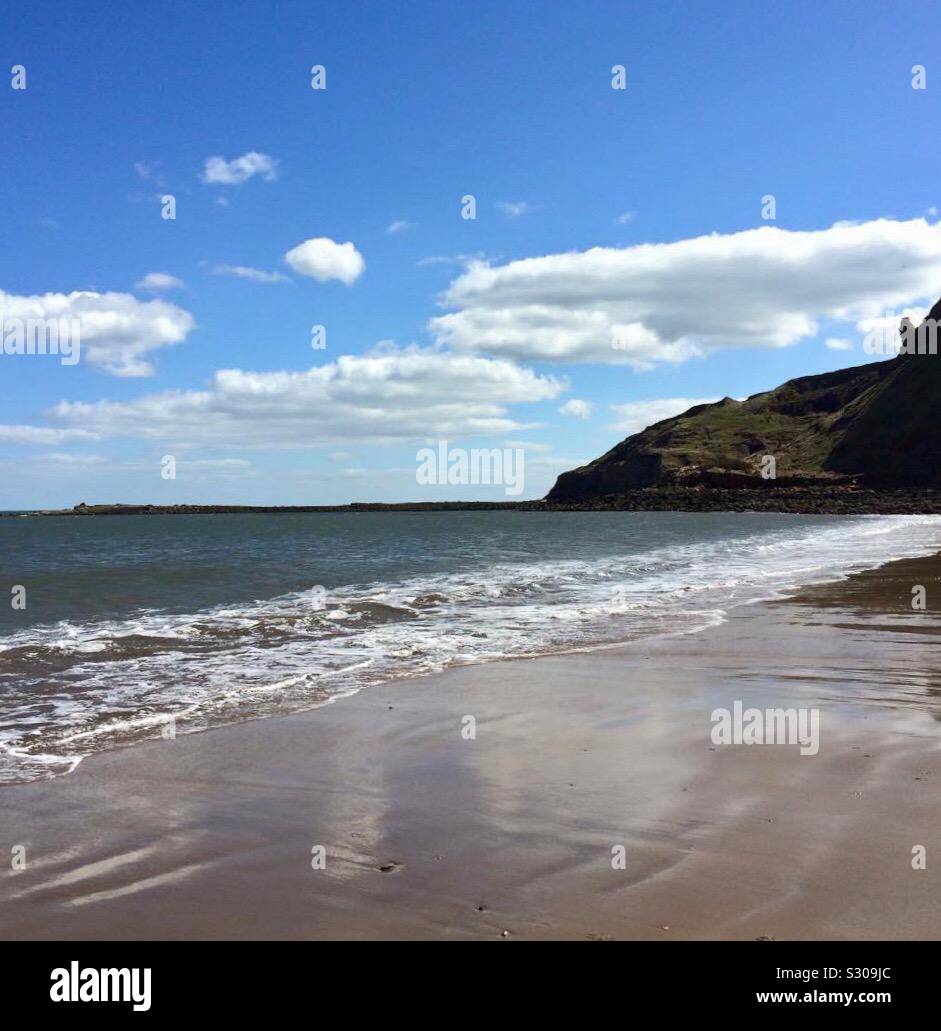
[2, 513, 940, 783]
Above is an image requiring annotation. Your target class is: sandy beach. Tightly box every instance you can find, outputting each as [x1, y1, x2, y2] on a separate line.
[2, 550, 940, 941]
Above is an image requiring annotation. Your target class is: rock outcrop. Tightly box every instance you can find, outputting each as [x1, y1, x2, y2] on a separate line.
[548, 301, 941, 501]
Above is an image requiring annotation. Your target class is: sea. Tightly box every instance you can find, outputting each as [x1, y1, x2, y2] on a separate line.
[2, 509, 941, 783]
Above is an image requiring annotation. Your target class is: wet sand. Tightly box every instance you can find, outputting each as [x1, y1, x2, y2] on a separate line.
[2, 552, 941, 940]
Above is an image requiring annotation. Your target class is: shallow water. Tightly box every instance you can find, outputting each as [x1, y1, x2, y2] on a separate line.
[2, 509, 940, 782]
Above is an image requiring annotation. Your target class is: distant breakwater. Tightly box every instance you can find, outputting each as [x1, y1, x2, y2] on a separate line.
[10, 488, 941, 517]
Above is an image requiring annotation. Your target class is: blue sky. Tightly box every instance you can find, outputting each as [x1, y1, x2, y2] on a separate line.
[3, 0, 941, 507]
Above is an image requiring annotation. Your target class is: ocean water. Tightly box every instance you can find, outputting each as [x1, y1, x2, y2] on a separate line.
[2, 509, 941, 784]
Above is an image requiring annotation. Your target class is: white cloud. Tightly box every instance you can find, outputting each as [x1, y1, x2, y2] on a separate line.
[201, 152, 279, 185]
[48, 347, 564, 448]
[0, 425, 100, 445]
[496, 201, 532, 219]
[211, 264, 290, 284]
[417, 252, 490, 268]
[0, 288, 195, 377]
[42, 453, 108, 466]
[133, 161, 160, 181]
[430, 218, 941, 368]
[615, 211, 636, 225]
[608, 397, 721, 435]
[824, 337, 853, 351]
[284, 237, 365, 285]
[386, 220, 413, 234]
[559, 399, 593, 419]
[856, 306, 930, 342]
[135, 272, 184, 291]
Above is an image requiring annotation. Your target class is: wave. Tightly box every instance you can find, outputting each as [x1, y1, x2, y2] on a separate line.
[2, 514, 940, 783]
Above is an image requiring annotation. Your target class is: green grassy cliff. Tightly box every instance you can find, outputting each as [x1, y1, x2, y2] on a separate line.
[548, 306, 941, 501]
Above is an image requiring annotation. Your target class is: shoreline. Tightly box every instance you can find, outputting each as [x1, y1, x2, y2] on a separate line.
[10, 487, 941, 517]
[1, 550, 940, 939]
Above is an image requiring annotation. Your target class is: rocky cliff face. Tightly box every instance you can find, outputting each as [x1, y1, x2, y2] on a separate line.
[547, 303, 941, 501]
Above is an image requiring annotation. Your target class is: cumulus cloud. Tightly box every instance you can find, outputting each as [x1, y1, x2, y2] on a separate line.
[135, 272, 184, 291]
[559, 399, 593, 419]
[211, 264, 290, 284]
[0, 289, 195, 376]
[284, 237, 365, 285]
[615, 211, 636, 225]
[47, 347, 564, 448]
[824, 337, 853, 351]
[202, 151, 279, 185]
[386, 220, 413, 234]
[608, 397, 721, 435]
[855, 305, 930, 339]
[430, 218, 941, 368]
